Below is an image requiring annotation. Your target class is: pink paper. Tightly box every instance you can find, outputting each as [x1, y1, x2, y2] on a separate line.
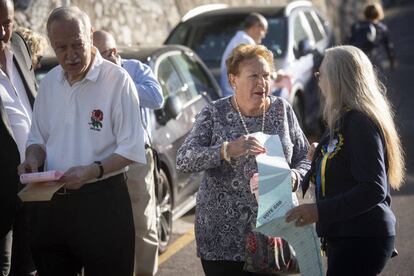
[250, 173, 259, 201]
[20, 170, 63, 184]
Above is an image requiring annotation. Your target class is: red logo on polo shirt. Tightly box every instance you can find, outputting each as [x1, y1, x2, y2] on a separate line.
[89, 109, 103, 131]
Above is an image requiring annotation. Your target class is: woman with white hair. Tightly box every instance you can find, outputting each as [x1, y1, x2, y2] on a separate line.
[285, 45, 405, 276]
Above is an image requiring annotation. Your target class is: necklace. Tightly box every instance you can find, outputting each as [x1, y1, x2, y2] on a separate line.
[233, 96, 266, 134]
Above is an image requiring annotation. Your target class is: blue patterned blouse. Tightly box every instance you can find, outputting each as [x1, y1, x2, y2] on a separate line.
[176, 96, 310, 261]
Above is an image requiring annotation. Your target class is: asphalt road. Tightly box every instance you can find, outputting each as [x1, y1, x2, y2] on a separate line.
[379, 2, 414, 276]
[157, 3, 414, 275]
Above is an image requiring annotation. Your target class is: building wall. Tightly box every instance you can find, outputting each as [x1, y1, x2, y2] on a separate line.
[13, 0, 379, 47]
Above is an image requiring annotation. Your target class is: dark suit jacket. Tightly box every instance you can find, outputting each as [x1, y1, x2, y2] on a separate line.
[303, 111, 395, 238]
[0, 32, 37, 238]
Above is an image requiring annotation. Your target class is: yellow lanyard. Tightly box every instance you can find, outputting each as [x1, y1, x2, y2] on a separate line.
[320, 151, 330, 197]
[319, 134, 344, 197]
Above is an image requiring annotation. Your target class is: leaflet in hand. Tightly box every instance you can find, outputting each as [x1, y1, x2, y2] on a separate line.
[250, 132, 324, 276]
[20, 170, 63, 184]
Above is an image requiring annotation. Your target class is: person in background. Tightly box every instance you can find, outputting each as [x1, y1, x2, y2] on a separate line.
[286, 45, 405, 276]
[18, 6, 146, 275]
[17, 27, 48, 69]
[93, 30, 163, 276]
[349, 3, 395, 70]
[177, 44, 310, 275]
[0, 0, 38, 275]
[220, 13, 268, 97]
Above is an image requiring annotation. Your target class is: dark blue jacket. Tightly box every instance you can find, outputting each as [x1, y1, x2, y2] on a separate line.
[303, 110, 395, 237]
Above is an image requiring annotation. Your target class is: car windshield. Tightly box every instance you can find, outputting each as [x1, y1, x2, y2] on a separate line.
[169, 16, 286, 69]
[262, 18, 287, 58]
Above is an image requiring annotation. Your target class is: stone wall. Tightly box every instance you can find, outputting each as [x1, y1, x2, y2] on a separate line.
[13, 0, 380, 48]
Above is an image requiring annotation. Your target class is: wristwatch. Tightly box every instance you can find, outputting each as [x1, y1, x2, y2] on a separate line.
[94, 161, 104, 179]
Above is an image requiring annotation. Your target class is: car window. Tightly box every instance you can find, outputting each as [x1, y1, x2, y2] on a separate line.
[187, 17, 244, 69]
[304, 11, 324, 42]
[169, 53, 203, 102]
[157, 57, 185, 102]
[166, 24, 191, 45]
[170, 53, 219, 101]
[293, 13, 310, 45]
[261, 18, 287, 57]
[316, 12, 330, 35]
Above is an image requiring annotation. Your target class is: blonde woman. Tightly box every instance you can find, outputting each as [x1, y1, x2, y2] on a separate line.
[17, 27, 48, 69]
[285, 45, 404, 276]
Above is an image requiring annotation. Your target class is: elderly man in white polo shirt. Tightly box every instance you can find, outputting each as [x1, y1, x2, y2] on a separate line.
[17, 6, 145, 275]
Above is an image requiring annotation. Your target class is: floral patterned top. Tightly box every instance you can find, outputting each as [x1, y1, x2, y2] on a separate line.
[176, 96, 310, 261]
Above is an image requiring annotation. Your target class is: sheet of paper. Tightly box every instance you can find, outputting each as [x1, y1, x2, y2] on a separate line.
[20, 170, 63, 184]
[251, 132, 324, 276]
[18, 181, 65, 202]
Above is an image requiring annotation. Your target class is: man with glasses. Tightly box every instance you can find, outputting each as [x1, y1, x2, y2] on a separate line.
[93, 30, 163, 276]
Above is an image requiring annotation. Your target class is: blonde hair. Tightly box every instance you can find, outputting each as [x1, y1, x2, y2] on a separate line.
[322, 45, 404, 189]
[17, 27, 48, 67]
[226, 44, 274, 77]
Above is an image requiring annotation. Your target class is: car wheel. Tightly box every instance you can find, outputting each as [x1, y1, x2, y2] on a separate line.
[292, 94, 305, 131]
[155, 168, 173, 253]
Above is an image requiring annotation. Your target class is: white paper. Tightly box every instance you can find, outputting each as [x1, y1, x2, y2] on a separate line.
[251, 132, 324, 276]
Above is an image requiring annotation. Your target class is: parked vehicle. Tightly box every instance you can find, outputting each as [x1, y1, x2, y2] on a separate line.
[35, 45, 221, 252]
[165, 1, 335, 134]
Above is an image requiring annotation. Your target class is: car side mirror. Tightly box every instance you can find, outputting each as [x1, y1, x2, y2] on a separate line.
[155, 95, 183, 125]
[165, 95, 183, 119]
[296, 38, 315, 58]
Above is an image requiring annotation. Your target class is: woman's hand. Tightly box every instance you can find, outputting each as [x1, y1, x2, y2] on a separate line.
[291, 170, 298, 192]
[285, 203, 319, 227]
[307, 142, 318, 161]
[227, 135, 266, 158]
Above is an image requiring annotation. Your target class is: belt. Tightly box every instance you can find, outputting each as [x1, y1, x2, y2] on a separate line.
[55, 173, 127, 196]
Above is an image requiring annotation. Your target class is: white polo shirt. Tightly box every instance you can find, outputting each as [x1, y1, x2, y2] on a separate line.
[27, 50, 146, 178]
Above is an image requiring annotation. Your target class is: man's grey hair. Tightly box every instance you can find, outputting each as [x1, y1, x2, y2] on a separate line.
[46, 6, 92, 41]
[0, 0, 14, 13]
[243, 13, 268, 30]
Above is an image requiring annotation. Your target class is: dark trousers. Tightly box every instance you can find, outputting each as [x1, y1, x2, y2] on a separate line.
[29, 174, 134, 276]
[326, 236, 395, 276]
[201, 259, 275, 276]
[0, 203, 35, 276]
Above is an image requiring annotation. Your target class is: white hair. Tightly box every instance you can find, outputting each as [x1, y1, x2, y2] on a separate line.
[322, 45, 404, 189]
[46, 6, 92, 44]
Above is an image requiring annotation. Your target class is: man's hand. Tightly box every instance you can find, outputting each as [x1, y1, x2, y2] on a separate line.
[59, 164, 99, 190]
[17, 144, 46, 175]
[285, 203, 319, 227]
[17, 157, 39, 175]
